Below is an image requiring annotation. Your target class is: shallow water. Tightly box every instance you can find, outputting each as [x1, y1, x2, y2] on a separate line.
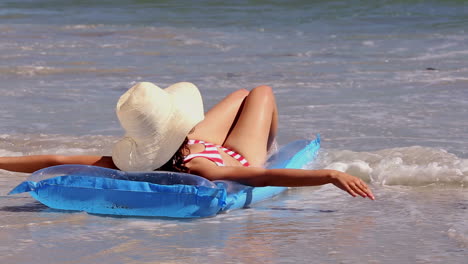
[0, 1, 467, 263]
[1, 184, 467, 264]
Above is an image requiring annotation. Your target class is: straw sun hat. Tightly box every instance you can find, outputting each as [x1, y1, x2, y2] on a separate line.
[112, 82, 204, 171]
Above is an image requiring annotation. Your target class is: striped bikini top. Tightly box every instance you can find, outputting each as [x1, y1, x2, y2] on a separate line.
[184, 139, 250, 167]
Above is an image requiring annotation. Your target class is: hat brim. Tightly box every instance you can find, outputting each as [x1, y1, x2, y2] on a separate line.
[112, 82, 204, 171]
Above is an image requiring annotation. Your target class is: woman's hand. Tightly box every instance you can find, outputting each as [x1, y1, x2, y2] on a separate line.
[329, 170, 375, 200]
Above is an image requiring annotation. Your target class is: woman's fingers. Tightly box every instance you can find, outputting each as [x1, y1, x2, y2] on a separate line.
[356, 181, 375, 200]
[345, 184, 358, 197]
[343, 178, 375, 200]
[332, 172, 376, 200]
[351, 183, 368, 198]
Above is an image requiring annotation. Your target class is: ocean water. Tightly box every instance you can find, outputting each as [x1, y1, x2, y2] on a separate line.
[0, 0, 467, 263]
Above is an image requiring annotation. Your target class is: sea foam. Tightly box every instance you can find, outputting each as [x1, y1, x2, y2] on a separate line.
[311, 146, 468, 187]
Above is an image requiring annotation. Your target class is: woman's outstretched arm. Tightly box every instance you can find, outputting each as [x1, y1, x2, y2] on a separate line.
[0, 155, 117, 173]
[190, 162, 375, 200]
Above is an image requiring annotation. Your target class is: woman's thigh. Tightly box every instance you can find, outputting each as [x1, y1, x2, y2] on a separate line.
[189, 89, 249, 145]
[223, 85, 277, 167]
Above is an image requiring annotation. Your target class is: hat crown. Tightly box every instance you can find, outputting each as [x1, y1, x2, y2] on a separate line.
[116, 82, 173, 142]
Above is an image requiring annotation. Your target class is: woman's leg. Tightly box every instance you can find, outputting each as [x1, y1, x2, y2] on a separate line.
[223, 85, 278, 167]
[189, 89, 250, 145]
[0, 155, 116, 173]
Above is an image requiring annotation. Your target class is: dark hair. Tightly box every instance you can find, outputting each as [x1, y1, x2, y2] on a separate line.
[157, 137, 190, 173]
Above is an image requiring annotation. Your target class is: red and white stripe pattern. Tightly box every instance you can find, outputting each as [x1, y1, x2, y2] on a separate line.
[184, 139, 250, 167]
[218, 145, 250, 167]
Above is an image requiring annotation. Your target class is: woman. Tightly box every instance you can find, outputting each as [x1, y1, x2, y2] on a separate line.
[0, 82, 374, 200]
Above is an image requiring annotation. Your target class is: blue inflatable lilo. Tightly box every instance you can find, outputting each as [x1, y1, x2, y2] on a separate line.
[9, 136, 320, 218]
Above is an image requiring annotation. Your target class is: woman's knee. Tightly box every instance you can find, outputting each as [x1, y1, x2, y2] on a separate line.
[252, 85, 272, 92]
[231, 86, 272, 102]
[252, 85, 274, 97]
[221, 89, 249, 104]
[249, 85, 275, 105]
[231, 88, 250, 99]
